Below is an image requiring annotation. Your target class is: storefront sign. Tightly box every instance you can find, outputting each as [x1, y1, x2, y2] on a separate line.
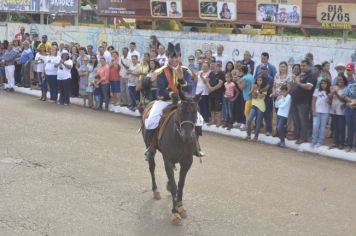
[256, 0, 302, 26]
[151, 0, 183, 18]
[0, 0, 80, 14]
[317, 3, 356, 30]
[199, 0, 237, 21]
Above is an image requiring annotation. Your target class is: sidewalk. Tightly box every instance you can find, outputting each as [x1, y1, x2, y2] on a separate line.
[13, 86, 356, 162]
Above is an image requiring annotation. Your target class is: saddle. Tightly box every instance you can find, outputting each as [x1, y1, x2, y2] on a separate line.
[142, 102, 178, 143]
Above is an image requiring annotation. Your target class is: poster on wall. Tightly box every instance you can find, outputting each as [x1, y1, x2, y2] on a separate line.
[256, 0, 302, 26]
[199, 0, 236, 21]
[151, 0, 183, 18]
[317, 3, 356, 30]
[0, 0, 80, 14]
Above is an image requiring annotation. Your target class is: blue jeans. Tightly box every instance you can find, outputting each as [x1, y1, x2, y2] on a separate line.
[100, 83, 110, 109]
[58, 78, 71, 105]
[312, 113, 329, 145]
[39, 72, 48, 95]
[277, 115, 288, 143]
[247, 106, 264, 137]
[128, 86, 139, 108]
[345, 107, 356, 148]
[199, 95, 210, 122]
[263, 96, 273, 133]
[47, 75, 58, 101]
[332, 115, 346, 146]
[223, 97, 234, 124]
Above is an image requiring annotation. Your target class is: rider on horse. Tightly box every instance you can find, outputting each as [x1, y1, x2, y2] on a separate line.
[144, 42, 205, 161]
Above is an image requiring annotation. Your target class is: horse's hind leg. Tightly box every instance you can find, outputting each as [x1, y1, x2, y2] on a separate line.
[149, 157, 160, 200]
[163, 159, 181, 224]
[176, 157, 193, 218]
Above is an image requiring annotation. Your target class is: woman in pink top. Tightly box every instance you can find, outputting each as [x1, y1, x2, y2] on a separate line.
[97, 56, 110, 110]
[223, 73, 239, 129]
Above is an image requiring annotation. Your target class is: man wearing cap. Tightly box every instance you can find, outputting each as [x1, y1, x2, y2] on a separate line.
[37, 35, 51, 53]
[345, 63, 355, 85]
[254, 52, 277, 79]
[259, 63, 274, 136]
[332, 63, 346, 85]
[144, 42, 204, 161]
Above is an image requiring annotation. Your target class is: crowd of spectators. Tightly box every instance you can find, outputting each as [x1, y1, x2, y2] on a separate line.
[1, 28, 355, 153]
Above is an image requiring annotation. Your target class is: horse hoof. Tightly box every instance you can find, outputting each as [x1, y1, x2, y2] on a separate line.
[176, 206, 187, 218]
[170, 213, 182, 225]
[153, 191, 161, 200]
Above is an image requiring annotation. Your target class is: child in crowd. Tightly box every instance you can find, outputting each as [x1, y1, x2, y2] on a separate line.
[312, 79, 332, 148]
[275, 85, 292, 147]
[329, 74, 348, 150]
[246, 76, 267, 141]
[93, 75, 101, 110]
[223, 73, 238, 130]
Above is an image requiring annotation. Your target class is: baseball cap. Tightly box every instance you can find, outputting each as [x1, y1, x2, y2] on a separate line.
[334, 63, 346, 69]
[346, 63, 355, 71]
[61, 50, 69, 55]
[261, 63, 269, 70]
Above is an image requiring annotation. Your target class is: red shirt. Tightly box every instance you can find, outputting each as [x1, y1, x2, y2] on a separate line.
[109, 58, 120, 81]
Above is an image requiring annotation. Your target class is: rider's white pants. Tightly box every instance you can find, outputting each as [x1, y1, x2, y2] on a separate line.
[144, 100, 204, 130]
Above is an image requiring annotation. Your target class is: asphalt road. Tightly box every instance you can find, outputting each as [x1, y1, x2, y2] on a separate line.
[1, 92, 356, 236]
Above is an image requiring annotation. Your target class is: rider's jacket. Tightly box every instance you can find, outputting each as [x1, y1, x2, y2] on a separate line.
[156, 64, 192, 101]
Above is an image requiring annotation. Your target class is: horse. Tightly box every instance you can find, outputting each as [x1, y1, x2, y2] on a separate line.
[141, 92, 201, 224]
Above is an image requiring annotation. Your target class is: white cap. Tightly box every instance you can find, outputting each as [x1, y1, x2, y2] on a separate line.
[61, 50, 69, 55]
[334, 63, 345, 69]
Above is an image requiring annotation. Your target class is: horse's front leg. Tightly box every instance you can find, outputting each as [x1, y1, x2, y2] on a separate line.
[176, 156, 193, 218]
[163, 158, 181, 224]
[148, 157, 160, 200]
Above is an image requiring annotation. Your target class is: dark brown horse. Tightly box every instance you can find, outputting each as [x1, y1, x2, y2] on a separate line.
[142, 92, 201, 224]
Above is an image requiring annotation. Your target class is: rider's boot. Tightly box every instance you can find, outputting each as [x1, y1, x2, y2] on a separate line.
[144, 129, 157, 161]
[194, 126, 205, 157]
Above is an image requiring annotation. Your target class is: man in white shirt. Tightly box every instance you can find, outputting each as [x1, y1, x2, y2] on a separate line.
[213, 44, 230, 69]
[127, 55, 141, 110]
[156, 45, 168, 66]
[98, 45, 111, 64]
[119, 47, 132, 106]
[127, 42, 141, 62]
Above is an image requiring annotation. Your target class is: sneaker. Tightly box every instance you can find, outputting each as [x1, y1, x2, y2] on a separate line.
[245, 135, 251, 141]
[310, 143, 315, 149]
[295, 139, 304, 145]
[279, 142, 286, 148]
[276, 141, 281, 147]
[265, 132, 271, 136]
[252, 136, 258, 142]
[345, 147, 352, 152]
[329, 144, 338, 150]
[315, 143, 321, 148]
[9, 88, 14, 92]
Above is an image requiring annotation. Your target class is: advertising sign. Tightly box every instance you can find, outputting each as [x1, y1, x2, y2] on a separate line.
[256, 0, 302, 26]
[317, 3, 356, 30]
[151, 0, 183, 18]
[199, 0, 237, 21]
[0, 0, 80, 14]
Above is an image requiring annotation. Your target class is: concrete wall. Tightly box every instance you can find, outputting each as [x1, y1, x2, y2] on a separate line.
[2, 22, 356, 77]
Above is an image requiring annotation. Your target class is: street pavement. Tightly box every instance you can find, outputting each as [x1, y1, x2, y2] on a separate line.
[1, 92, 356, 236]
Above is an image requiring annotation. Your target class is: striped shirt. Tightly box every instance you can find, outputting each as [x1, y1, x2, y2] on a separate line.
[2, 49, 19, 66]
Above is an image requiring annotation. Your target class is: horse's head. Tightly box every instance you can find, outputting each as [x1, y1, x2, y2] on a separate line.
[175, 91, 202, 143]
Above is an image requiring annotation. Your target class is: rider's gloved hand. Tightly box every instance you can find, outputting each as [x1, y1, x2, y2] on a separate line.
[171, 92, 179, 104]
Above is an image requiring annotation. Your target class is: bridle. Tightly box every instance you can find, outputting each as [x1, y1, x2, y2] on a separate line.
[175, 103, 196, 137]
[176, 120, 195, 137]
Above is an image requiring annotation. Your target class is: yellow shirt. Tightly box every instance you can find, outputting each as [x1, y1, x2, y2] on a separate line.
[37, 42, 51, 53]
[252, 92, 266, 112]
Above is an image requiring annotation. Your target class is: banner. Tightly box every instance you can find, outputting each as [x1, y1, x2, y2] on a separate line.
[0, 0, 80, 14]
[317, 3, 356, 30]
[151, 0, 183, 18]
[199, 0, 237, 21]
[256, 0, 302, 26]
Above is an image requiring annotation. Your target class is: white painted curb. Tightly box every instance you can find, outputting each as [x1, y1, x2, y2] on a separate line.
[13, 86, 356, 162]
